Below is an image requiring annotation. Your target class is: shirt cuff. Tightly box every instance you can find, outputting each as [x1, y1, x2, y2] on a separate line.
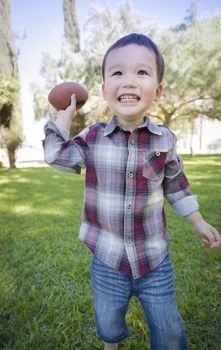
[51, 164, 80, 174]
[171, 195, 199, 216]
[44, 121, 69, 140]
[56, 126, 69, 140]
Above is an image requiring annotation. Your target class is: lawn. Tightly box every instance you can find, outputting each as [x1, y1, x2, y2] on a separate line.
[0, 155, 220, 350]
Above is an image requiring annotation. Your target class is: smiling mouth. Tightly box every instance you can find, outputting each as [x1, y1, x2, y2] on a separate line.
[118, 94, 140, 103]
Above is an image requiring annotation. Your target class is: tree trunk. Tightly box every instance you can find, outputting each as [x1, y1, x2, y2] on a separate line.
[7, 145, 16, 168]
[63, 0, 80, 52]
[0, 0, 23, 168]
[199, 115, 203, 150]
[164, 115, 171, 127]
[189, 118, 195, 156]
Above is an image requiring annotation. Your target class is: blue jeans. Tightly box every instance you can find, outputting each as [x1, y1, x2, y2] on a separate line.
[90, 254, 188, 350]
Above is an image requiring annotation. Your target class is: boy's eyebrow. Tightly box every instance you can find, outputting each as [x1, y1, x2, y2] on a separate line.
[107, 64, 122, 72]
[137, 63, 154, 72]
[107, 62, 154, 72]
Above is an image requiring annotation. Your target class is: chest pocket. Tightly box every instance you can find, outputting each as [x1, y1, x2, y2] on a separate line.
[143, 151, 168, 183]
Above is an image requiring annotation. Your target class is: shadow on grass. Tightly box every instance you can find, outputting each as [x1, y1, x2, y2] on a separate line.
[0, 160, 220, 350]
[0, 167, 102, 349]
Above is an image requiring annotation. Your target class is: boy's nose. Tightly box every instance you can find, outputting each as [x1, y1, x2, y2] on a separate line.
[122, 80, 137, 88]
[121, 75, 137, 88]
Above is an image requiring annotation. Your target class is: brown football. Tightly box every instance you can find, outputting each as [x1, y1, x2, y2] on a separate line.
[48, 81, 88, 110]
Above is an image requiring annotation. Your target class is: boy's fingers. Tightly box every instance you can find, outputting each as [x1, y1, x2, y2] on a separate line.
[211, 227, 221, 241]
[210, 241, 221, 248]
[208, 227, 221, 247]
[64, 94, 77, 118]
[202, 238, 210, 247]
[203, 225, 221, 244]
[71, 93, 76, 107]
[202, 236, 221, 248]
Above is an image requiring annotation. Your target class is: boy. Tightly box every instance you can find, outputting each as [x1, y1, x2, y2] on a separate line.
[43, 33, 221, 350]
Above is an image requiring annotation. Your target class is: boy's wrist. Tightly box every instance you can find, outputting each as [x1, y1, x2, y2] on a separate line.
[185, 210, 204, 228]
[55, 118, 71, 130]
[54, 95, 77, 130]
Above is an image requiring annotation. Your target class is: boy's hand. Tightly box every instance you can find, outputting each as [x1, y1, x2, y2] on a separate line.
[54, 94, 77, 130]
[185, 211, 221, 248]
[193, 220, 221, 248]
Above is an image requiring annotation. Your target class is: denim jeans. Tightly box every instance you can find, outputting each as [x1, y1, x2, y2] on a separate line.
[90, 254, 188, 350]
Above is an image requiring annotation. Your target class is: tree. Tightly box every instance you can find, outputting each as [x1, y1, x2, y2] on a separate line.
[0, 0, 23, 168]
[32, 0, 88, 136]
[63, 0, 80, 52]
[32, 1, 221, 142]
[32, 0, 156, 132]
[147, 14, 221, 133]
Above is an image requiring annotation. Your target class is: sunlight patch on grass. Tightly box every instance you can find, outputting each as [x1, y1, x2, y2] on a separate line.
[189, 174, 221, 180]
[14, 205, 33, 214]
[14, 177, 31, 183]
[184, 159, 221, 166]
[0, 157, 220, 350]
[0, 178, 10, 185]
[36, 208, 70, 216]
[11, 205, 69, 217]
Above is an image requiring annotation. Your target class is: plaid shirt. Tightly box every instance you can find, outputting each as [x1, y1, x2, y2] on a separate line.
[43, 116, 198, 279]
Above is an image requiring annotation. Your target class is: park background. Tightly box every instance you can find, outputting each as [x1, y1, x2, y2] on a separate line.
[0, 0, 221, 166]
[0, 1, 221, 350]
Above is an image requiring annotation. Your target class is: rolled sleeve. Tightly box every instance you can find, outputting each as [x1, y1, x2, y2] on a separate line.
[163, 151, 190, 196]
[163, 134, 199, 216]
[170, 194, 199, 216]
[43, 121, 88, 173]
[57, 126, 69, 140]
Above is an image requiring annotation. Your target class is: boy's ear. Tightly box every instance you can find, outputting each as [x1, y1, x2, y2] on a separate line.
[102, 84, 107, 100]
[154, 83, 163, 102]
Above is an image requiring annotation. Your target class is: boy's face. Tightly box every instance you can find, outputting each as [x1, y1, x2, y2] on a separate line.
[102, 44, 163, 129]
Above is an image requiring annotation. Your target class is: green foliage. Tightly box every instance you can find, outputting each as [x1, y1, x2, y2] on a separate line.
[0, 0, 24, 167]
[0, 155, 221, 349]
[83, 0, 156, 66]
[0, 114, 23, 148]
[0, 75, 19, 109]
[0, 76, 23, 151]
[149, 14, 221, 128]
[0, 75, 23, 167]
[32, 0, 157, 127]
[0, 76, 20, 131]
[63, 0, 80, 52]
[32, 1, 221, 137]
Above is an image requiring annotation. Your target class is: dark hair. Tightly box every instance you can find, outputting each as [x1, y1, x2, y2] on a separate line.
[102, 33, 165, 83]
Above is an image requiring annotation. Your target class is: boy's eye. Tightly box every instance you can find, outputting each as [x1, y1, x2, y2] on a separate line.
[112, 71, 122, 76]
[138, 70, 148, 75]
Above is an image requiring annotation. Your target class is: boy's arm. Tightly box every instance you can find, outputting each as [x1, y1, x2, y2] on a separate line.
[54, 94, 76, 130]
[43, 94, 87, 173]
[185, 210, 221, 248]
[163, 132, 220, 248]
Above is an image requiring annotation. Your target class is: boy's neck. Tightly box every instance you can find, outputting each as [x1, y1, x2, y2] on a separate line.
[116, 115, 145, 132]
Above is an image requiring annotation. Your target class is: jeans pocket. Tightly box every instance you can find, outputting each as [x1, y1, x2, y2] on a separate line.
[157, 254, 174, 274]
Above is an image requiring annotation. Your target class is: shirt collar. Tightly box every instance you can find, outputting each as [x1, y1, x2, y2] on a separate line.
[104, 115, 162, 136]
[103, 116, 121, 136]
[140, 116, 163, 135]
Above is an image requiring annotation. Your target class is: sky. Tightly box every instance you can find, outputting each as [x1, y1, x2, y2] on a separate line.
[10, 0, 221, 155]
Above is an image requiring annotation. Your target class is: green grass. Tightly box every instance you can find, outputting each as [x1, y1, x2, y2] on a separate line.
[0, 155, 220, 350]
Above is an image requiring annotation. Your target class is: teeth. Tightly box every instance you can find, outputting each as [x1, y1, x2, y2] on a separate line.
[119, 95, 139, 101]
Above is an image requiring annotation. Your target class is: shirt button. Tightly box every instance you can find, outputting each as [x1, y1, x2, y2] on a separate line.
[128, 204, 132, 211]
[127, 237, 132, 244]
[130, 139, 135, 145]
[156, 151, 161, 156]
[128, 171, 134, 178]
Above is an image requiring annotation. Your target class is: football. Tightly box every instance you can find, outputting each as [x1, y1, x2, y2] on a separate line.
[48, 81, 88, 111]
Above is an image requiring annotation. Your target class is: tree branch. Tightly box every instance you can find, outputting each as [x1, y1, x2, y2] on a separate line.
[175, 94, 213, 111]
[148, 112, 165, 123]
